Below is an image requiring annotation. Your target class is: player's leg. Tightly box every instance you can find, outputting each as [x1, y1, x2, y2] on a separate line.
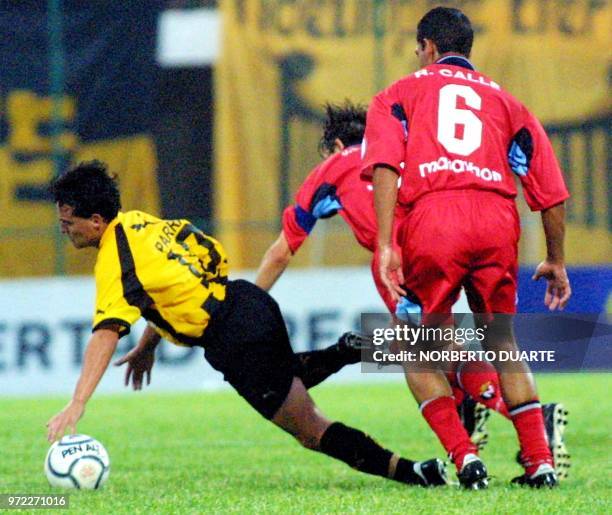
[377, 241, 494, 454]
[396, 203, 488, 489]
[289, 249, 412, 389]
[294, 332, 367, 389]
[465, 218, 558, 487]
[403, 342, 486, 489]
[375, 247, 491, 457]
[481, 316, 556, 487]
[397, 310, 486, 487]
[201, 280, 447, 487]
[467, 350, 570, 475]
[271, 376, 447, 487]
[453, 360, 510, 419]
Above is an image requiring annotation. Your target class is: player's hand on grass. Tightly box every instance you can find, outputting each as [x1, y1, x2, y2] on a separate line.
[114, 345, 155, 390]
[379, 244, 406, 302]
[46, 399, 85, 442]
[532, 260, 571, 311]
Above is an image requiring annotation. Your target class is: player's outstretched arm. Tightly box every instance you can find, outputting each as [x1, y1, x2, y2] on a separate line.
[114, 324, 160, 390]
[255, 231, 293, 291]
[533, 202, 571, 310]
[46, 328, 119, 442]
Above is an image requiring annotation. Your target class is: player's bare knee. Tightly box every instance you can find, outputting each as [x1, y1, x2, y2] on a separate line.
[286, 404, 328, 450]
[294, 430, 321, 451]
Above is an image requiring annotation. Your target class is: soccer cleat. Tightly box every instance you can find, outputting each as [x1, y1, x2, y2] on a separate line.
[457, 396, 490, 451]
[457, 454, 489, 490]
[543, 403, 570, 480]
[412, 458, 449, 487]
[336, 331, 373, 364]
[511, 463, 558, 488]
[516, 403, 570, 480]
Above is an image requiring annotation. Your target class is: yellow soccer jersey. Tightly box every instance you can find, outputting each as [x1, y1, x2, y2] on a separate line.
[92, 211, 228, 346]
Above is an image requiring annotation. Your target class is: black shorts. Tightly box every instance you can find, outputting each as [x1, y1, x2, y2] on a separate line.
[198, 279, 299, 419]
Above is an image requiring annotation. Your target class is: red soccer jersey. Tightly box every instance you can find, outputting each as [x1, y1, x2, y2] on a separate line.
[282, 145, 377, 253]
[362, 56, 569, 211]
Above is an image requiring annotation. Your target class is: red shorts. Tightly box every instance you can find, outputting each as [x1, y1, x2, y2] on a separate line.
[397, 191, 520, 316]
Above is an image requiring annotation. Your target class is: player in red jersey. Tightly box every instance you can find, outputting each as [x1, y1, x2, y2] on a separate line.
[257, 102, 506, 441]
[256, 102, 391, 305]
[363, 7, 571, 488]
[258, 102, 570, 483]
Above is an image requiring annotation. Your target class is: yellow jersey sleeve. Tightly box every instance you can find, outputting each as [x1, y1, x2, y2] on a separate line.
[92, 222, 142, 336]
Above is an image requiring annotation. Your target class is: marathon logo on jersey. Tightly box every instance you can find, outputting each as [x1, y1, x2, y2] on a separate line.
[418, 157, 503, 182]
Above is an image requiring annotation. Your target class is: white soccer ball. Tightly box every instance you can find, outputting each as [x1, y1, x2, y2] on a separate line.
[44, 434, 110, 489]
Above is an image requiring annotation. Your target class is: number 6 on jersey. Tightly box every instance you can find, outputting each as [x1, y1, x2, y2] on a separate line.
[437, 84, 483, 156]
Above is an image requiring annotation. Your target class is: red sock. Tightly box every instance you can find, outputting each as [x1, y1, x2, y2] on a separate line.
[456, 361, 510, 418]
[421, 396, 477, 471]
[509, 401, 553, 476]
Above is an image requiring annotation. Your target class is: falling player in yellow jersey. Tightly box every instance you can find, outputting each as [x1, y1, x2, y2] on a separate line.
[46, 161, 448, 487]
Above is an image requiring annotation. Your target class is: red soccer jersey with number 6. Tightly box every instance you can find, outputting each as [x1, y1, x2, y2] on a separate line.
[361, 56, 569, 211]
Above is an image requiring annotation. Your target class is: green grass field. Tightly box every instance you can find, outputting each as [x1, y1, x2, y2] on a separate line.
[1, 374, 610, 514]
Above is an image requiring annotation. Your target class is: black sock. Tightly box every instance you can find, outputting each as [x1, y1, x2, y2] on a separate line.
[319, 422, 422, 484]
[295, 346, 348, 389]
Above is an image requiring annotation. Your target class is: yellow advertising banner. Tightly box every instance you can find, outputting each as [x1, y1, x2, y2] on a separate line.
[0, 112, 159, 277]
[0, 4, 161, 277]
[216, 0, 611, 267]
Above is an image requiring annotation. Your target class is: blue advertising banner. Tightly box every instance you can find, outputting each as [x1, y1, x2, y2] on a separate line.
[518, 266, 611, 313]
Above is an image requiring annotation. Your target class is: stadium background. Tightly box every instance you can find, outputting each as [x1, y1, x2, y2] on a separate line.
[0, 1, 610, 511]
[0, 0, 610, 394]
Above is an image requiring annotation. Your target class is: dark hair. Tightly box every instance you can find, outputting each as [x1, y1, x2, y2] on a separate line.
[51, 160, 121, 222]
[417, 7, 473, 57]
[318, 100, 366, 156]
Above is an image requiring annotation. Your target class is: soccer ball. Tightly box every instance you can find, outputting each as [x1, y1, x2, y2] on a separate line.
[44, 434, 110, 489]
